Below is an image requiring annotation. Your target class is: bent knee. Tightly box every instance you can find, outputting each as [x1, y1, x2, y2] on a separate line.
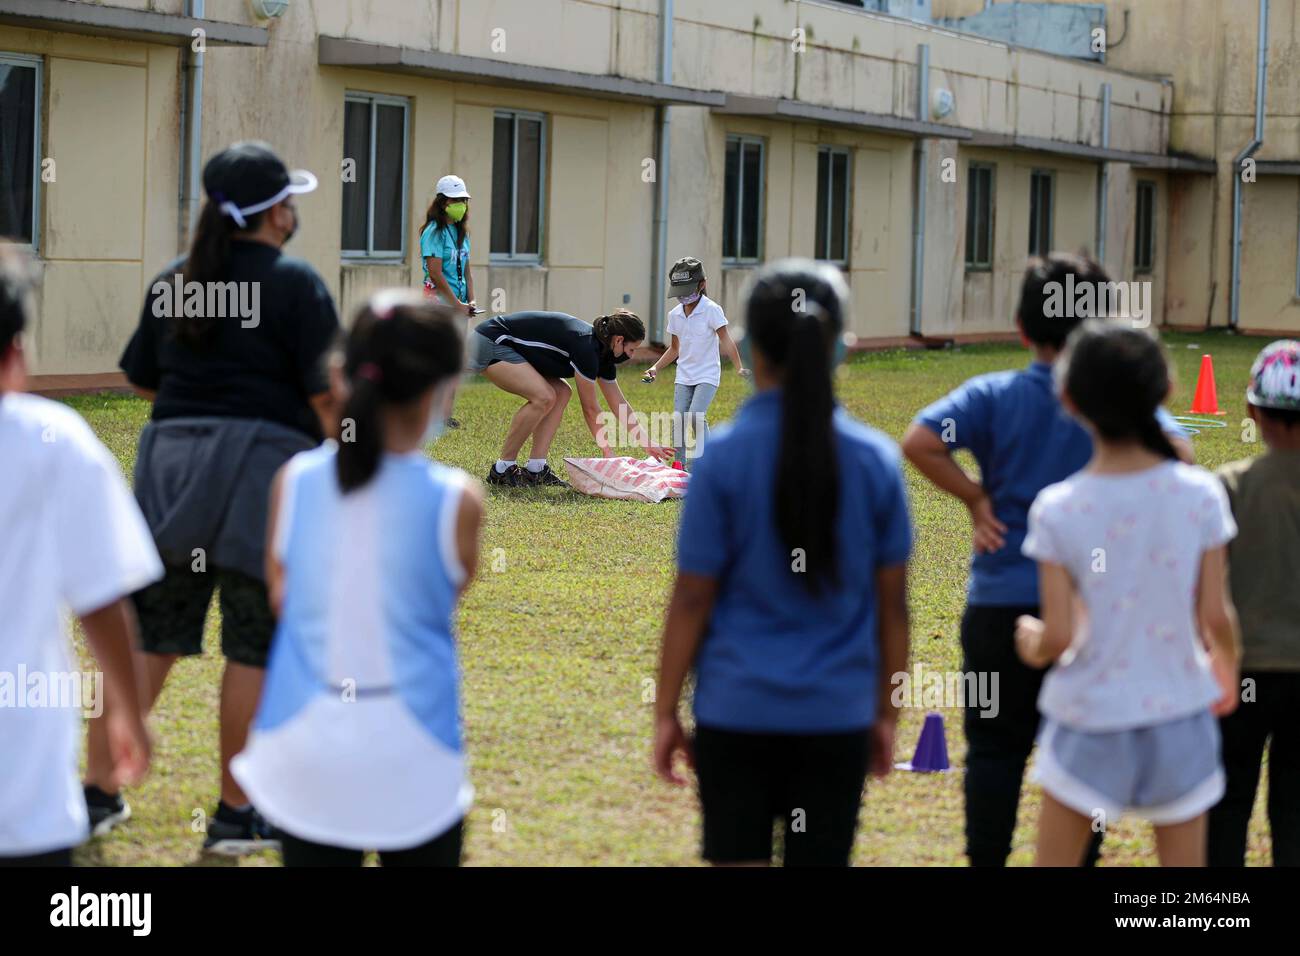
[552, 380, 572, 405]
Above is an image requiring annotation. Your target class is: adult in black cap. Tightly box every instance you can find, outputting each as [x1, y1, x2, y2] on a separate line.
[90, 142, 340, 856]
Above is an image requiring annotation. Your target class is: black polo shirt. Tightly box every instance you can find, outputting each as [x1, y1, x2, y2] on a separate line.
[119, 241, 340, 441]
[475, 311, 618, 383]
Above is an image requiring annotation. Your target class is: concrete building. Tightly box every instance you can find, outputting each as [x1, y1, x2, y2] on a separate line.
[1, 0, 1272, 391]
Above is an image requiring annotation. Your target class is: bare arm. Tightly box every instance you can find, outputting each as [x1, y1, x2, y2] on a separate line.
[264, 465, 288, 617]
[599, 378, 672, 460]
[648, 336, 681, 379]
[574, 376, 612, 456]
[80, 598, 151, 788]
[455, 480, 485, 597]
[653, 571, 718, 785]
[716, 326, 747, 374]
[1015, 562, 1075, 668]
[465, 261, 475, 307]
[132, 386, 157, 402]
[872, 562, 910, 777]
[424, 257, 466, 309]
[1198, 545, 1241, 715]
[309, 391, 337, 442]
[901, 422, 1007, 553]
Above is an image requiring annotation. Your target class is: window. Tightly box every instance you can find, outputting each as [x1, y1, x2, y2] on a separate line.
[723, 135, 765, 262]
[965, 163, 995, 271]
[1134, 180, 1156, 273]
[0, 53, 41, 248]
[815, 147, 850, 264]
[1028, 169, 1054, 257]
[341, 93, 409, 258]
[491, 111, 545, 261]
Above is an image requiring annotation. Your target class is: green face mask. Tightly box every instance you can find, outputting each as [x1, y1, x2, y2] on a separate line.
[445, 202, 468, 223]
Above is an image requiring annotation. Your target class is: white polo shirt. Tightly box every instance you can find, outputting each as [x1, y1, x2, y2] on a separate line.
[666, 295, 728, 387]
[0, 393, 162, 856]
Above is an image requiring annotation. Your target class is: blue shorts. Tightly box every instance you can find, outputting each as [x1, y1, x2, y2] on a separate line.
[1032, 710, 1224, 826]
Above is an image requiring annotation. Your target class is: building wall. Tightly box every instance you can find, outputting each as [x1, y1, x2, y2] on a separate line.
[5, 0, 1185, 379]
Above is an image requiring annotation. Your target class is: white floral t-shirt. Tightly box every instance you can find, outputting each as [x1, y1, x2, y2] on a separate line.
[1022, 460, 1237, 732]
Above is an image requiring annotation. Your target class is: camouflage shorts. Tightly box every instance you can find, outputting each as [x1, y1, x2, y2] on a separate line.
[131, 565, 275, 668]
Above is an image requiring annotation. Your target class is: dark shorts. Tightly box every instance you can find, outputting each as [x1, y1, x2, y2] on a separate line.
[278, 819, 464, 867]
[466, 330, 527, 373]
[693, 724, 871, 866]
[132, 565, 275, 668]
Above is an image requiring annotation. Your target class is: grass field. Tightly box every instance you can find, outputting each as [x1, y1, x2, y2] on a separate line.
[64, 329, 1277, 867]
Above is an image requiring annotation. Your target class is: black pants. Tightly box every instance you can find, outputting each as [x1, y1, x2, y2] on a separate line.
[694, 725, 871, 866]
[0, 847, 72, 867]
[961, 605, 1102, 867]
[1208, 671, 1300, 867]
[279, 820, 463, 867]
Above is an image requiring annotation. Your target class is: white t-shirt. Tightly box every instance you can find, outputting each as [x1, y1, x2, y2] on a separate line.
[1022, 460, 1236, 733]
[667, 295, 728, 387]
[0, 393, 162, 855]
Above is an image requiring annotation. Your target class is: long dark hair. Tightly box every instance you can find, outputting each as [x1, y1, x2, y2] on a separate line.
[176, 201, 264, 348]
[1059, 320, 1179, 461]
[592, 309, 644, 353]
[336, 291, 464, 493]
[744, 260, 846, 594]
[421, 194, 470, 249]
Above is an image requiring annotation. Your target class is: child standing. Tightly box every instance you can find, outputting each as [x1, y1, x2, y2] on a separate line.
[654, 260, 911, 867]
[0, 247, 161, 865]
[901, 254, 1192, 867]
[644, 256, 747, 467]
[1016, 322, 1240, 866]
[1208, 340, 1300, 866]
[232, 291, 483, 866]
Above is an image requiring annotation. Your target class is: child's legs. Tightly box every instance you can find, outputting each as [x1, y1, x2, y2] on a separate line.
[1265, 672, 1300, 866]
[217, 569, 275, 807]
[960, 605, 1043, 866]
[1154, 814, 1207, 867]
[692, 725, 778, 866]
[1206, 679, 1269, 866]
[778, 730, 871, 867]
[279, 830, 365, 867]
[672, 383, 694, 454]
[378, 819, 464, 867]
[1034, 792, 1096, 866]
[684, 382, 718, 462]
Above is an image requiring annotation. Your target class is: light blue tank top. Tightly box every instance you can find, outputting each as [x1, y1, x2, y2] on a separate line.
[232, 445, 472, 849]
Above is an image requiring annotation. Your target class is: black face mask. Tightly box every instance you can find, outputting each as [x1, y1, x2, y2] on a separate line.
[613, 351, 632, 364]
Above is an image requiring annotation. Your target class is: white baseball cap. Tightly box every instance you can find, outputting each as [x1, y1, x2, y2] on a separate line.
[435, 174, 471, 199]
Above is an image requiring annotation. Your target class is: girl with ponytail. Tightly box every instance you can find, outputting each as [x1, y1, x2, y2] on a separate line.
[654, 259, 913, 867]
[233, 289, 484, 867]
[1015, 320, 1241, 866]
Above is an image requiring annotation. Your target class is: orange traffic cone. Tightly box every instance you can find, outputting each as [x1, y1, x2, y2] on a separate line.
[1190, 354, 1225, 415]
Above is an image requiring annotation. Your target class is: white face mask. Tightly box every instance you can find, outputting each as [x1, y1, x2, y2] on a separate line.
[677, 291, 702, 306]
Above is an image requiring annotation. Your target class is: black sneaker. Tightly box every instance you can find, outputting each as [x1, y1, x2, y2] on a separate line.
[446, 417, 462, 429]
[521, 463, 568, 487]
[202, 803, 280, 856]
[486, 463, 526, 487]
[84, 785, 130, 837]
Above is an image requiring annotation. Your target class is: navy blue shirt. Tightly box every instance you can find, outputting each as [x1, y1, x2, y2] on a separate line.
[474, 312, 617, 382]
[914, 361, 1186, 607]
[677, 390, 913, 733]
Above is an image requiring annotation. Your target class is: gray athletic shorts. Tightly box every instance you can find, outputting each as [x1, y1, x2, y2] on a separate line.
[467, 331, 527, 372]
[1032, 709, 1224, 825]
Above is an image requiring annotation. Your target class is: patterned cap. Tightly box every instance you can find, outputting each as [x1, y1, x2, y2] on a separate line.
[1247, 340, 1300, 411]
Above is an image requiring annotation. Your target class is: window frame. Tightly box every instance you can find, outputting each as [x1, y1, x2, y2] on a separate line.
[964, 162, 996, 272]
[723, 133, 766, 264]
[815, 145, 851, 266]
[1028, 169, 1055, 258]
[340, 91, 410, 261]
[1134, 179, 1157, 274]
[490, 109, 548, 264]
[0, 52, 43, 253]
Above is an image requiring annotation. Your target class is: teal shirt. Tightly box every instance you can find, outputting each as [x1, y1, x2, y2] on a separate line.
[420, 222, 470, 301]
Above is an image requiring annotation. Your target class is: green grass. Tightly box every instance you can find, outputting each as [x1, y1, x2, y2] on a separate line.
[63, 329, 1277, 866]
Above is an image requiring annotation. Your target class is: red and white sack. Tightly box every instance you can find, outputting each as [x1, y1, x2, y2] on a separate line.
[562, 456, 689, 503]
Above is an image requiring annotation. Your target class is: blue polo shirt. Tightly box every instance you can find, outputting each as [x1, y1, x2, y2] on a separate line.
[677, 390, 912, 734]
[914, 361, 1186, 607]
